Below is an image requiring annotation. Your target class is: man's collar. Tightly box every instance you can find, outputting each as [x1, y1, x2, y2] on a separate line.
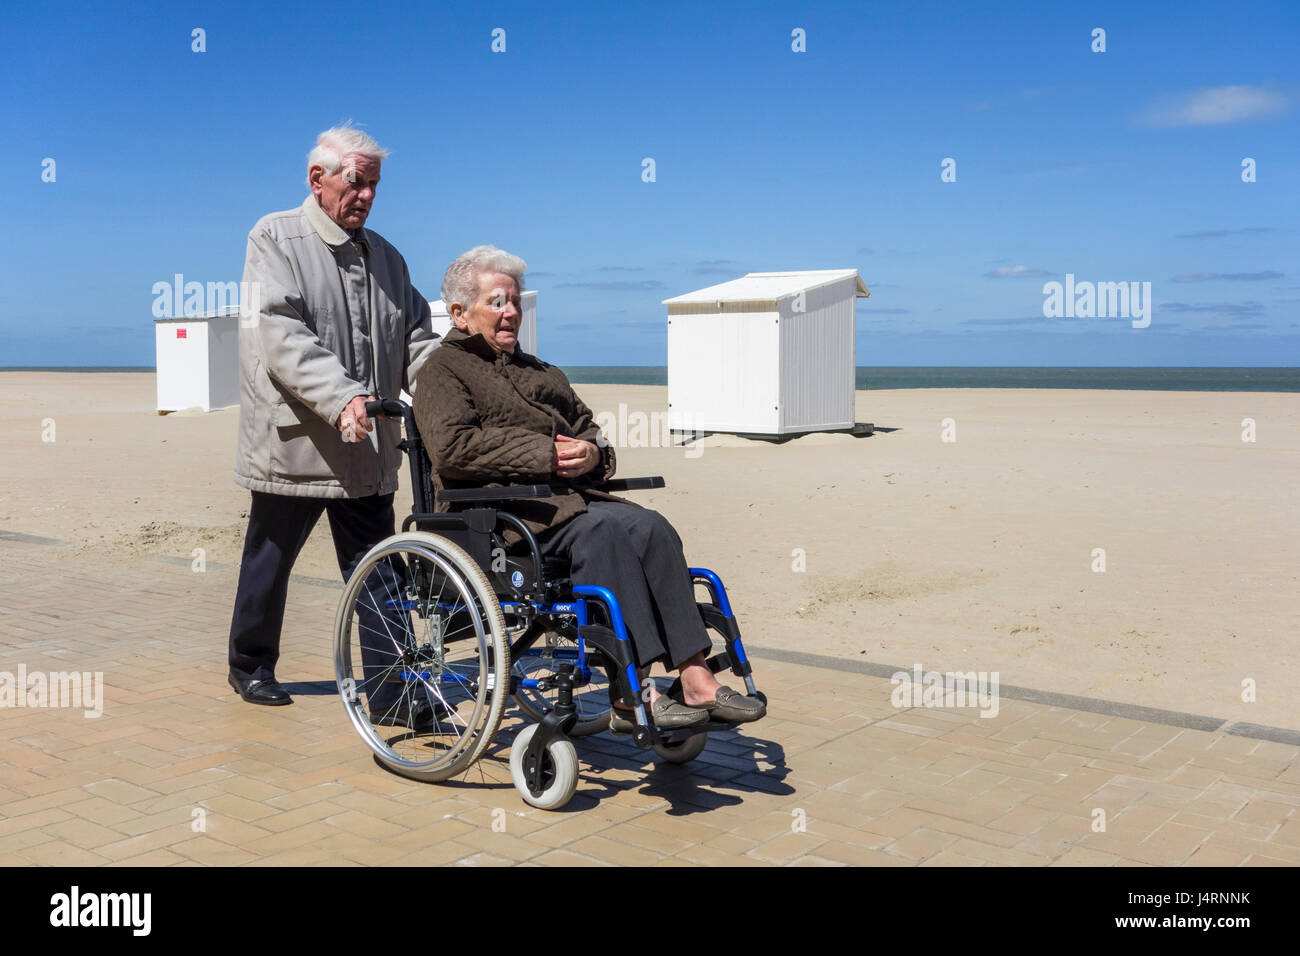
[301, 195, 368, 251]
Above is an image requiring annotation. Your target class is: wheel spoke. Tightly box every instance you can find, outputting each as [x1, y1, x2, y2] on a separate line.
[334, 533, 509, 782]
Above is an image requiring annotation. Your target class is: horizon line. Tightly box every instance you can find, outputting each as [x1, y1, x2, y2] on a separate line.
[4, 364, 1300, 372]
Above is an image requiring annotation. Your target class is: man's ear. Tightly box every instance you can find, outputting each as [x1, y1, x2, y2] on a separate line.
[308, 164, 325, 197]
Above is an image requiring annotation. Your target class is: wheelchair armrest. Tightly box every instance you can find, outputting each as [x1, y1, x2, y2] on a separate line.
[596, 476, 666, 492]
[436, 484, 555, 503]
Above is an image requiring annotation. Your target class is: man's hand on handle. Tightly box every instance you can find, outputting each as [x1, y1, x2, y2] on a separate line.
[554, 434, 599, 479]
[339, 394, 377, 443]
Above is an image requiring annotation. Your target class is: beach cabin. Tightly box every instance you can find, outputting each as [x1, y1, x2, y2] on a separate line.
[662, 270, 870, 437]
[154, 307, 240, 413]
[428, 290, 538, 356]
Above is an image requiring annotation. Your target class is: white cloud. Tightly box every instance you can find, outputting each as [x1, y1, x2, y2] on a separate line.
[984, 265, 1049, 279]
[1142, 85, 1289, 127]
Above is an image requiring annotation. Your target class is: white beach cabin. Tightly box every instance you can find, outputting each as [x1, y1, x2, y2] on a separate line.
[154, 307, 240, 413]
[662, 270, 870, 437]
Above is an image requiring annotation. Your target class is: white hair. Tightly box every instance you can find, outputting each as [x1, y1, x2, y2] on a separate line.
[442, 245, 528, 312]
[306, 123, 390, 185]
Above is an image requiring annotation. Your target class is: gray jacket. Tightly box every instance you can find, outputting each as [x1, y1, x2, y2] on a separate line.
[234, 196, 439, 498]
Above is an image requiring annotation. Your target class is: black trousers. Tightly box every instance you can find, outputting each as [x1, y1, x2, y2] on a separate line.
[227, 491, 402, 701]
[538, 500, 711, 670]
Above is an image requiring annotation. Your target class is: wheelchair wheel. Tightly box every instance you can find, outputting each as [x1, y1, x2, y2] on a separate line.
[509, 723, 578, 810]
[512, 630, 611, 737]
[334, 531, 510, 783]
[652, 732, 708, 764]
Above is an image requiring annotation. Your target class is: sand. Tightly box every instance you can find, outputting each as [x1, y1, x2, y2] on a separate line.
[2, 372, 1296, 729]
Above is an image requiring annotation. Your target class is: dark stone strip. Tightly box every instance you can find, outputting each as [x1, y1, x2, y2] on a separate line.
[1221, 722, 1300, 747]
[0, 529, 66, 546]
[151, 553, 343, 590]
[744, 646, 1250, 737]
[2, 528, 1294, 745]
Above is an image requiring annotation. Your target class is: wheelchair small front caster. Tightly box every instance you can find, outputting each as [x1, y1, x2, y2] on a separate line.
[510, 723, 578, 810]
[652, 732, 708, 764]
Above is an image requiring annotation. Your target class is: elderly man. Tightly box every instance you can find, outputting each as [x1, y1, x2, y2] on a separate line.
[413, 246, 765, 728]
[227, 125, 439, 711]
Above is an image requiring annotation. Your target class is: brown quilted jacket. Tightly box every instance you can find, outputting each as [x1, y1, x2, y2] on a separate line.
[411, 327, 626, 544]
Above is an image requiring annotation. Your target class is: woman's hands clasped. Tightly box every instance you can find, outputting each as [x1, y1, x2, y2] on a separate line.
[554, 434, 600, 480]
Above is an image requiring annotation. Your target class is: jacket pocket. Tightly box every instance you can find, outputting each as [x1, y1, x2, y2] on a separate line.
[272, 401, 316, 428]
[269, 400, 352, 485]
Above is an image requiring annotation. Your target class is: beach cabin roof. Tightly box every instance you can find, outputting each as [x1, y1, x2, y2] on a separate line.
[661, 269, 870, 307]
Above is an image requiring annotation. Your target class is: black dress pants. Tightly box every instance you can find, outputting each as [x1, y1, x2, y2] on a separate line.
[227, 491, 403, 703]
[537, 500, 711, 670]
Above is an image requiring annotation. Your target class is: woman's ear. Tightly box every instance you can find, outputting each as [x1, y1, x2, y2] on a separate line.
[450, 303, 468, 331]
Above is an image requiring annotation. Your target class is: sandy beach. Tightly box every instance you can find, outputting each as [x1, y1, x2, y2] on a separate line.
[2, 371, 1296, 729]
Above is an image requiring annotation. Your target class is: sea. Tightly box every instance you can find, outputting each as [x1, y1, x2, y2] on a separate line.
[2, 366, 1298, 391]
[567, 367, 1300, 392]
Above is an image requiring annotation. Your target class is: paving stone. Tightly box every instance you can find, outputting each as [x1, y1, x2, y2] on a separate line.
[2, 544, 1298, 869]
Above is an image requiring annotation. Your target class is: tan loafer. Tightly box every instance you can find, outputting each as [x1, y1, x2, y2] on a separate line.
[650, 694, 709, 728]
[609, 696, 708, 733]
[670, 682, 766, 723]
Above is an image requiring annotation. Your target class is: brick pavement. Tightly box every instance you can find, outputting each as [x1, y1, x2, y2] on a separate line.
[2, 536, 1299, 867]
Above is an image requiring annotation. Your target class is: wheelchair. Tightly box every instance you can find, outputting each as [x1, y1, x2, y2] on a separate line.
[333, 398, 766, 810]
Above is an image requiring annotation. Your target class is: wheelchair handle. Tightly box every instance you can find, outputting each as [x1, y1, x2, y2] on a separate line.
[363, 398, 435, 512]
[365, 398, 407, 420]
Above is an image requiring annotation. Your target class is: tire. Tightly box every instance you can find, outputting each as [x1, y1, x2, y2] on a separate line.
[653, 732, 708, 764]
[512, 630, 612, 737]
[334, 531, 509, 783]
[509, 723, 578, 810]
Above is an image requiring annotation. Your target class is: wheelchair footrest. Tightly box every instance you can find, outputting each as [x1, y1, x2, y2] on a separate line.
[654, 718, 749, 743]
[649, 703, 767, 743]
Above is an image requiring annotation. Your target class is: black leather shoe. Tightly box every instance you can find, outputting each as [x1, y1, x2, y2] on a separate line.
[228, 673, 293, 706]
[369, 697, 450, 731]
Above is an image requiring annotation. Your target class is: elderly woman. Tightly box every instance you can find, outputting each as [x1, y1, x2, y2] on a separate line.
[413, 246, 765, 730]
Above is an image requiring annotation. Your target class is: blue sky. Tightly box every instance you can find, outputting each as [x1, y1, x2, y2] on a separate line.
[5, 0, 1298, 366]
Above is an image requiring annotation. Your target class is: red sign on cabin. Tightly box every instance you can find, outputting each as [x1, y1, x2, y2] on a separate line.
[177, 329, 187, 339]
